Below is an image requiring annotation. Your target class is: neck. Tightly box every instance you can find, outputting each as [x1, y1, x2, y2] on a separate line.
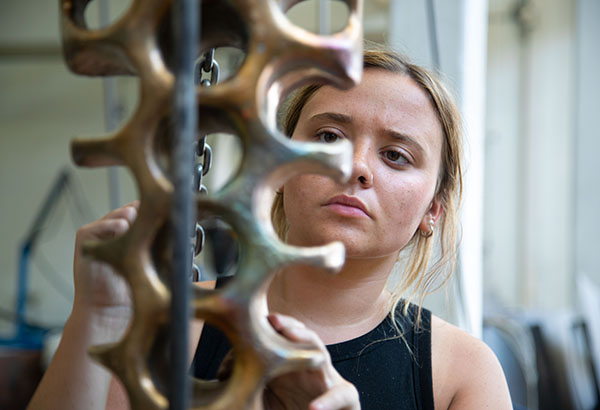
[267, 254, 397, 344]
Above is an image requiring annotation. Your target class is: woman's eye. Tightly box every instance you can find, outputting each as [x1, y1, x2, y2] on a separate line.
[315, 131, 340, 143]
[383, 150, 409, 165]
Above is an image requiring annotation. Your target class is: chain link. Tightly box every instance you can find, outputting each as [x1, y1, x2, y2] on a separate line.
[195, 49, 220, 87]
[190, 49, 218, 281]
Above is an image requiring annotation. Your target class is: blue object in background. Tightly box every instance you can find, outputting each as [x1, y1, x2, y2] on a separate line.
[0, 170, 70, 350]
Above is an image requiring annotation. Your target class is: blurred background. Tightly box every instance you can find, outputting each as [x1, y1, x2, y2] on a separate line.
[0, 0, 598, 409]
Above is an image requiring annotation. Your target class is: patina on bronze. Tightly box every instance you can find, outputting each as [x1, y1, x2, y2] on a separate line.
[60, 0, 363, 408]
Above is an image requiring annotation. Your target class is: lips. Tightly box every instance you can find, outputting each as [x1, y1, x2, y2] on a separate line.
[323, 195, 370, 217]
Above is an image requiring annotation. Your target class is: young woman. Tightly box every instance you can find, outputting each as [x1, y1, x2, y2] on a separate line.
[28, 48, 512, 410]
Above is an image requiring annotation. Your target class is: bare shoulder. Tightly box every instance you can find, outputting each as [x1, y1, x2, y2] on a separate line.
[430, 315, 512, 410]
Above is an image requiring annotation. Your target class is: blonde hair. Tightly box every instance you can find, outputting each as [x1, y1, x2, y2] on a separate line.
[272, 46, 463, 327]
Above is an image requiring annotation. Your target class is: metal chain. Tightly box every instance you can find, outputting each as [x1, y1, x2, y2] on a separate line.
[191, 49, 219, 281]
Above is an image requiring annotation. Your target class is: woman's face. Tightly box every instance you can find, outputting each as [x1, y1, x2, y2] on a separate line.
[283, 69, 444, 259]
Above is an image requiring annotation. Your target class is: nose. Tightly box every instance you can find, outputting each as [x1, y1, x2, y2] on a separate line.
[350, 140, 373, 188]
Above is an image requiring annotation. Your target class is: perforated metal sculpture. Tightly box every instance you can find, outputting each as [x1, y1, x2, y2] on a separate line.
[60, 0, 363, 408]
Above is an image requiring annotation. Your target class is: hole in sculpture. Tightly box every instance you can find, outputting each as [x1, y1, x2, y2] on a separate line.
[99, 76, 141, 133]
[83, 0, 133, 30]
[145, 222, 238, 400]
[195, 47, 246, 85]
[285, 0, 351, 35]
[189, 327, 236, 406]
[157, 1, 249, 76]
[193, 217, 240, 282]
[152, 127, 243, 195]
[201, 132, 243, 193]
[146, 312, 238, 404]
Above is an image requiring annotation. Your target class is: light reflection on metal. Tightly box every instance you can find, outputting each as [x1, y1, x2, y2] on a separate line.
[60, 0, 363, 408]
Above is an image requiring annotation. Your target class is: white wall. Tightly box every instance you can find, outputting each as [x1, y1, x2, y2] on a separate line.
[485, 0, 576, 309]
[389, 0, 462, 87]
[391, 0, 582, 313]
[484, 1, 523, 308]
[0, 61, 108, 331]
[574, 0, 600, 286]
[0, 1, 137, 334]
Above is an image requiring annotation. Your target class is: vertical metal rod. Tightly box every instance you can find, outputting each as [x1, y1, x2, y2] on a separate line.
[425, 0, 440, 70]
[318, 0, 331, 35]
[107, 168, 120, 210]
[170, 0, 198, 408]
[515, 0, 533, 307]
[98, 0, 121, 210]
[457, 0, 488, 338]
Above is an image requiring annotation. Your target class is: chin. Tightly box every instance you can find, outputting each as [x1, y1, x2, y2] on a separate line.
[289, 232, 366, 256]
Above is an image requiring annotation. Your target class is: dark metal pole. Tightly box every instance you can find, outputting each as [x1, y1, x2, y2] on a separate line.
[170, 0, 198, 408]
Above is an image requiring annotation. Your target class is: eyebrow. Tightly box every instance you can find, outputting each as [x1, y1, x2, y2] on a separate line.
[309, 112, 353, 124]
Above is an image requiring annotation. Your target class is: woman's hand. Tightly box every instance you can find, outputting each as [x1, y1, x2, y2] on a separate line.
[264, 314, 360, 410]
[72, 200, 139, 324]
[27, 201, 140, 410]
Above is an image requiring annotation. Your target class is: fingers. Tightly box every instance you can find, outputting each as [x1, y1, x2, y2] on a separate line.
[266, 313, 361, 410]
[309, 383, 361, 410]
[268, 314, 325, 349]
[100, 200, 139, 223]
[85, 219, 131, 240]
[77, 200, 140, 242]
[268, 313, 305, 334]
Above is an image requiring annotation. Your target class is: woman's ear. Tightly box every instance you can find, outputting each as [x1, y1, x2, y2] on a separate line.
[418, 197, 443, 234]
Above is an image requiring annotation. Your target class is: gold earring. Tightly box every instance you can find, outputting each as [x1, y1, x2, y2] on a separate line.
[420, 218, 434, 238]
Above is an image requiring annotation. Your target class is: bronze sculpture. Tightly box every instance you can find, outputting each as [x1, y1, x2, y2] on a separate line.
[60, 0, 363, 408]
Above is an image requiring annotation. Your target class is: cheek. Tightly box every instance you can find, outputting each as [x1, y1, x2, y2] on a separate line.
[283, 174, 331, 219]
[382, 178, 434, 233]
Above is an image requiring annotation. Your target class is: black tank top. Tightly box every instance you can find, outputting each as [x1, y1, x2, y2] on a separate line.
[192, 303, 434, 410]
